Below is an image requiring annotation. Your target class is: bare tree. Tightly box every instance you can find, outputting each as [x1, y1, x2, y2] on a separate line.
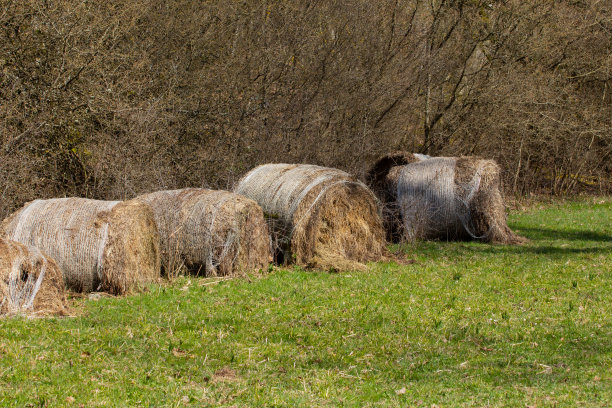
[1, 0, 609, 217]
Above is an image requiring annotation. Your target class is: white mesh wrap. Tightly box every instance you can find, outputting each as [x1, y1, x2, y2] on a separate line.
[235, 164, 354, 225]
[137, 189, 245, 274]
[237, 164, 370, 230]
[397, 157, 486, 240]
[413, 153, 432, 161]
[235, 164, 379, 256]
[5, 198, 120, 292]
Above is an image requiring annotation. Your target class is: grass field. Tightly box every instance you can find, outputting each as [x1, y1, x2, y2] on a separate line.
[0, 197, 610, 407]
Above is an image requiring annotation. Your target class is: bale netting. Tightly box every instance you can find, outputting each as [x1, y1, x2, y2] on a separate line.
[135, 188, 271, 277]
[234, 163, 387, 271]
[369, 154, 526, 244]
[1, 198, 160, 294]
[366, 152, 428, 240]
[0, 238, 68, 316]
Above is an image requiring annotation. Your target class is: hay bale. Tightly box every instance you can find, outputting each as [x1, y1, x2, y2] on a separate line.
[136, 188, 271, 276]
[1, 198, 160, 294]
[366, 152, 426, 240]
[0, 238, 68, 316]
[235, 163, 387, 270]
[369, 154, 526, 244]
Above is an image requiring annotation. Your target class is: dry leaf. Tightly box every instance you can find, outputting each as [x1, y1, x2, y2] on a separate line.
[172, 348, 188, 357]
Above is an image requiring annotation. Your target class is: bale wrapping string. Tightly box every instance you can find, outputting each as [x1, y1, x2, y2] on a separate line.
[397, 158, 462, 240]
[0, 238, 68, 316]
[235, 163, 387, 270]
[136, 189, 271, 277]
[1, 198, 160, 294]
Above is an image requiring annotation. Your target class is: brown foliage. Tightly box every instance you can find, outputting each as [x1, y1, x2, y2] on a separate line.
[1, 0, 610, 217]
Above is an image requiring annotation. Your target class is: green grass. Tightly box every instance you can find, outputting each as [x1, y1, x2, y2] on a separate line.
[1, 198, 610, 407]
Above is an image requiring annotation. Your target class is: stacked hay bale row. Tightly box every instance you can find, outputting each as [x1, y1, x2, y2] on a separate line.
[367, 152, 525, 244]
[235, 163, 387, 271]
[0, 189, 275, 316]
[0, 153, 523, 317]
[136, 188, 271, 277]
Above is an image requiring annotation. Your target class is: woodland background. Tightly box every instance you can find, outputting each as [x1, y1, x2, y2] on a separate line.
[1, 0, 610, 217]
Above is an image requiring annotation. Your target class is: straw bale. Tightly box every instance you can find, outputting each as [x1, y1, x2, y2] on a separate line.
[368, 154, 525, 244]
[366, 152, 425, 240]
[1, 198, 160, 294]
[0, 238, 68, 316]
[136, 188, 271, 276]
[235, 163, 387, 270]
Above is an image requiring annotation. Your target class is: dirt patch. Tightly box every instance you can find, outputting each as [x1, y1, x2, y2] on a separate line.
[213, 367, 240, 383]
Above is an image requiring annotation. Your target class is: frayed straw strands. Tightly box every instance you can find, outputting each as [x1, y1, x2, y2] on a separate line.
[368, 153, 525, 244]
[0, 238, 68, 316]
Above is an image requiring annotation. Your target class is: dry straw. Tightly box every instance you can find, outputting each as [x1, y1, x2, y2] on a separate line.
[1, 198, 160, 294]
[136, 188, 271, 277]
[367, 152, 525, 244]
[235, 163, 387, 271]
[0, 238, 68, 316]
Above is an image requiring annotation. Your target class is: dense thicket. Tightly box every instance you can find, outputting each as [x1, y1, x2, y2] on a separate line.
[1, 0, 610, 217]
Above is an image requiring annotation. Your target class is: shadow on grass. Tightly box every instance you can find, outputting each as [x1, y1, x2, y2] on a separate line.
[402, 233, 611, 259]
[516, 227, 612, 243]
[478, 244, 611, 257]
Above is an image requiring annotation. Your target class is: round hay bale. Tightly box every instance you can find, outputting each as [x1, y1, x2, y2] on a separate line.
[136, 188, 271, 277]
[1, 198, 160, 294]
[375, 155, 526, 244]
[0, 238, 68, 316]
[235, 163, 387, 270]
[366, 152, 426, 240]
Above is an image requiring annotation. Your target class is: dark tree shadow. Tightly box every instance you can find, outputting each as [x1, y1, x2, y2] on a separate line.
[515, 227, 612, 243]
[476, 244, 610, 257]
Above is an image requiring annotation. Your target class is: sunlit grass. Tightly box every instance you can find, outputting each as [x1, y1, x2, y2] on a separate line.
[0, 197, 610, 407]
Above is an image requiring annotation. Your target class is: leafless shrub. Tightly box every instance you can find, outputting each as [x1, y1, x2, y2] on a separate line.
[0, 0, 609, 217]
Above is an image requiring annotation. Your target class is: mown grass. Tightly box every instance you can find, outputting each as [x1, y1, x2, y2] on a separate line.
[0, 197, 610, 407]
